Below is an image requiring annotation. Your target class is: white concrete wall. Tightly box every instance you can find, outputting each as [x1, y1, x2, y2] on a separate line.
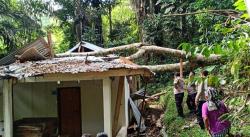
[12, 80, 104, 135]
[13, 82, 58, 120]
[0, 77, 129, 136]
[80, 80, 103, 135]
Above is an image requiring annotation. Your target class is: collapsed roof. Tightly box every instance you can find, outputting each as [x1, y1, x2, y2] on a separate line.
[0, 38, 153, 80]
[0, 38, 52, 66]
[0, 56, 153, 79]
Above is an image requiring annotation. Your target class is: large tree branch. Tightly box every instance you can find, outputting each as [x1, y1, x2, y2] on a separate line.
[142, 62, 190, 72]
[56, 43, 222, 72]
[56, 43, 143, 57]
[127, 45, 221, 62]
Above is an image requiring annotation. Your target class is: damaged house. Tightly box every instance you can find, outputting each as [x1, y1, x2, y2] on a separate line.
[0, 38, 152, 137]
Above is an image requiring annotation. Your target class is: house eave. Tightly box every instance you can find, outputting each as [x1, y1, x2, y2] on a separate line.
[15, 68, 152, 83]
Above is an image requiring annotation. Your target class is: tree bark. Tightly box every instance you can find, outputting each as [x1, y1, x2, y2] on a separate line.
[92, 0, 103, 47]
[75, 0, 82, 43]
[108, 4, 112, 37]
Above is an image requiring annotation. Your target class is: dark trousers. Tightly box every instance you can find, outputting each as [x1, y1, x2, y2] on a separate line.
[175, 92, 184, 117]
[186, 93, 197, 113]
[197, 100, 206, 129]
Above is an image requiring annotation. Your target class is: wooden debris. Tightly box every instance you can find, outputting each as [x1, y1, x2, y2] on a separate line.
[145, 92, 167, 102]
[16, 48, 46, 62]
[128, 97, 146, 132]
[112, 76, 125, 136]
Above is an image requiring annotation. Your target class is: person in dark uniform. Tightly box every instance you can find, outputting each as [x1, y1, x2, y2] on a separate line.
[174, 72, 185, 118]
[195, 70, 209, 129]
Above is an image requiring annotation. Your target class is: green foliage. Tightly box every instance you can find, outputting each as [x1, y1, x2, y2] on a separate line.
[207, 75, 220, 87]
[234, 0, 249, 19]
[0, 0, 50, 53]
[161, 85, 209, 137]
[46, 22, 70, 53]
[176, 1, 250, 134]
[142, 0, 234, 48]
[103, 0, 139, 47]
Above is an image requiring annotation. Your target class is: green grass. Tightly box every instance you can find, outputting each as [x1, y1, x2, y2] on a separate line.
[152, 84, 250, 137]
[159, 86, 209, 137]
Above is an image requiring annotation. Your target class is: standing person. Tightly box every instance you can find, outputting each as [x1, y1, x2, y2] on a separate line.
[195, 70, 208, 129]
[174, 72, 185, 118]
[202, 87, 231, 137]
[186, 71, 197, 114]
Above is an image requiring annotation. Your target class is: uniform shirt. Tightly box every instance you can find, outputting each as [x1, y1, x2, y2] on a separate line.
[195, 79, 207, 103]
[187, 82, 197, 95]
[202, 101, 231, 134]
[173, 77, 184, 94]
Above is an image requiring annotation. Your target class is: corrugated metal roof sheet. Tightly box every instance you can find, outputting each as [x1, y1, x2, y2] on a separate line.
[0, 38, 50, 65]
[65, 41, 104, 53]
[0, 56, 152, 79]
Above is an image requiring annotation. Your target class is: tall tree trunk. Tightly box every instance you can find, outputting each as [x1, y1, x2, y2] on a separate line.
[108, 4, 112, 38]
[180, 0, 187, 41]
[92, 0, 103, 47]
[139, 0, 146, 42]
[75, 0, 82, 43]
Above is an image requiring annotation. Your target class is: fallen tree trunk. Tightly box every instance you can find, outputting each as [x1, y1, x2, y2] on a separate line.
[56, 43, 143, 57]
[56, 43, 222, 72]
[142, 62, 189, 72]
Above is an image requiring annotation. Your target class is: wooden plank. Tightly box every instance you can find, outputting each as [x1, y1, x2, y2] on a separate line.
[17, 69, 152, 83]
[47, 32, 54, 58]
[3, 79, 13, 137]
[103, 78, 112, 137]
[112, 76, 124, 136]
[128, 97, 146, 132]
[124, 78, 130, 127]
[115, 126, 127, 137]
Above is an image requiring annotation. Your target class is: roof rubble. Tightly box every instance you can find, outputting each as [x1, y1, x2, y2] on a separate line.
[0, 56, 152, 79]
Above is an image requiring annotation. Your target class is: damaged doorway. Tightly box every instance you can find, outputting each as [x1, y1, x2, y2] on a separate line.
[58, 87, 82, 137]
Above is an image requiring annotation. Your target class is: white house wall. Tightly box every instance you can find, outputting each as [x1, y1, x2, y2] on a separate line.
[12, 80, 104, 135]
[13, 82, 58, 120]
[80, 80, 104, 135]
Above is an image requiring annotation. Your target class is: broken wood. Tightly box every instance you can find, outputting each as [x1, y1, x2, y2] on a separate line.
[16, 48, 46, 62]
[145, 92, 167, 102]
[130, 88, 151, 100]
[128, 97, 146, 132]
[47, 31, 54, 58]
[112, 76, 125, 136]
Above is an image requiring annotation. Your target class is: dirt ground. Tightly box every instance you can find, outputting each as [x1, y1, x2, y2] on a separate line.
[127, 104, 165, 137]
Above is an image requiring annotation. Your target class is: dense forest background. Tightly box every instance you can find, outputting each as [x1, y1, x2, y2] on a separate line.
[0, 0, 250, 136]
